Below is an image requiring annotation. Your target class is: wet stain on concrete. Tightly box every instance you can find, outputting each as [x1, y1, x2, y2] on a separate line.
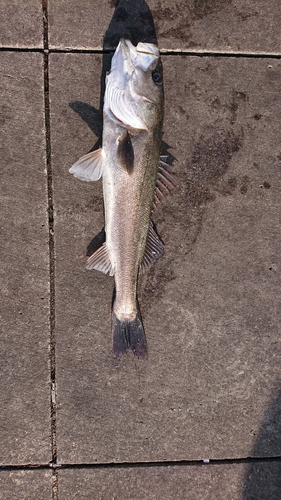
[229, 90, 248, 123]
[193, 0, 232, 20]
[175, 129, 244, 221]
[184, 80, 201, 97]
[140, 264, 177, 313]
[211, 97, 222, 111]
[234, 4, 259, 22]
[141, 129, 244, 314]
[152, 0, 232, 43]
[240, 175, 250, 194]
[211, 91, 248, 124]
[177, 105, 189, 118]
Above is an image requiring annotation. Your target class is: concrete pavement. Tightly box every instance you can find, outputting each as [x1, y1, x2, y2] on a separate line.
[1, 1, 280, 498]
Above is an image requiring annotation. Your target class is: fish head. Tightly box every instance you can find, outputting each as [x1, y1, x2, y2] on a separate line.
[104, 39, 164, 131]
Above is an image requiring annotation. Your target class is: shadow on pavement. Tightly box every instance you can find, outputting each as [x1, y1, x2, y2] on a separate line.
[69, 0, 158, 152]
[243, 387, 281, 499]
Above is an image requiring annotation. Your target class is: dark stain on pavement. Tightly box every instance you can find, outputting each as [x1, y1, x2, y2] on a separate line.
[141, 129, 244, 313]
[193, 0, 232, 20]
[191, 131, 242, 181]
[243, 388, 281, 498]
[211, 90, 248, 124]
[240, 175, 250, 194]
[176, 129, 244, 220]
[152, 0, 231, 44]
[230, 90, 248, 123]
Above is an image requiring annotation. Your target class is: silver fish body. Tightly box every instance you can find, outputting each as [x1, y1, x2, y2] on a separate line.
[103, 118, 162, 317]
[70, 39, 177, 357]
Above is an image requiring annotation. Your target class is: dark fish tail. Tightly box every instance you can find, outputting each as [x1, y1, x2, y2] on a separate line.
[112, 310, 147, 358]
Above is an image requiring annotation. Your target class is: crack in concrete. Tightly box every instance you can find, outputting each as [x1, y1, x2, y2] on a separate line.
[42, 1, 58, 499]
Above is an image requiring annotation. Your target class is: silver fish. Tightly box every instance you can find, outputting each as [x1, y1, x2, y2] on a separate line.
[70, 39, 177, 357]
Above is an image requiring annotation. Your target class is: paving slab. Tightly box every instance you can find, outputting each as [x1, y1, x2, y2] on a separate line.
[50, 52, 280, 464]
[0, 52, 51, 464]
[58, 461, 281, 499]
[0, 469, 52, 500]
[0, 0, 43, 48]
[48, 0, 281, 53]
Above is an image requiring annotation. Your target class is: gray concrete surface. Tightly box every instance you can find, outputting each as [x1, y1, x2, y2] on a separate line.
[52, 52, 280, 463]
[0, 470, 52, 500]
[0, 51, 51, 466]
[48, 0, 281, 53]
[0, 0, 280, 499]
[58, 461, 281, 500]
[0, 0, 43, 48]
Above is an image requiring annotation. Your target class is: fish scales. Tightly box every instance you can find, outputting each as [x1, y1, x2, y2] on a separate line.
[104, 122, 161, 322]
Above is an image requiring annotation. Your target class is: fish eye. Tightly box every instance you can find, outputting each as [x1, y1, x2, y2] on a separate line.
[152, 71, 162, 85]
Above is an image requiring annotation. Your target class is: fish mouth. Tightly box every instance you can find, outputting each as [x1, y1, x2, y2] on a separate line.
[110, 39, 159, 80]
[121, 39, 159, 72]
[135, 41, 160, 57]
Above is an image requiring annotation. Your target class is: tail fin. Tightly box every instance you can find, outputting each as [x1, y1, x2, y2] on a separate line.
[112, 310, 147, 358]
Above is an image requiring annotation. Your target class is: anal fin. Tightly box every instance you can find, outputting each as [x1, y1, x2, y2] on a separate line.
[86, 232, 113, 276]
[86, 227, 106, 257]
[139, 222, 165, 275]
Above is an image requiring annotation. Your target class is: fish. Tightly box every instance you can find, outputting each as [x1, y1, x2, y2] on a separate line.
[69, 38, 178, 358]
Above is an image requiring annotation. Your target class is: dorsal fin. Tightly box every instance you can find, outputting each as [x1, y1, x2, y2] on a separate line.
[153, 157, 179, 210]
[117, 131, 134, 174]
[69, 148, 104, 181]
[139, 223, 165, 275]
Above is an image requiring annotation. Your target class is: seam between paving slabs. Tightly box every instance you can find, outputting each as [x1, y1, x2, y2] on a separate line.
[0, 46, 281, 57]
[42, 1, 58, 499]
[1, 456, 281, 471]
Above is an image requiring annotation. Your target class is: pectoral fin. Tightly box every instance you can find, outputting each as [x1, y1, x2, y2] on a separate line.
[139, 223, 165, 275]
[117, 130, 134, 174]
[69, 148, 104, 181]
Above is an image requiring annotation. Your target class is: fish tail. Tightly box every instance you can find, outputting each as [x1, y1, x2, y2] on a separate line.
[112, 310, 147, 358]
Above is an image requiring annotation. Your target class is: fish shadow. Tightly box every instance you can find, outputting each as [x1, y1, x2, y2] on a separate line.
[69, 0, 174, 158]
